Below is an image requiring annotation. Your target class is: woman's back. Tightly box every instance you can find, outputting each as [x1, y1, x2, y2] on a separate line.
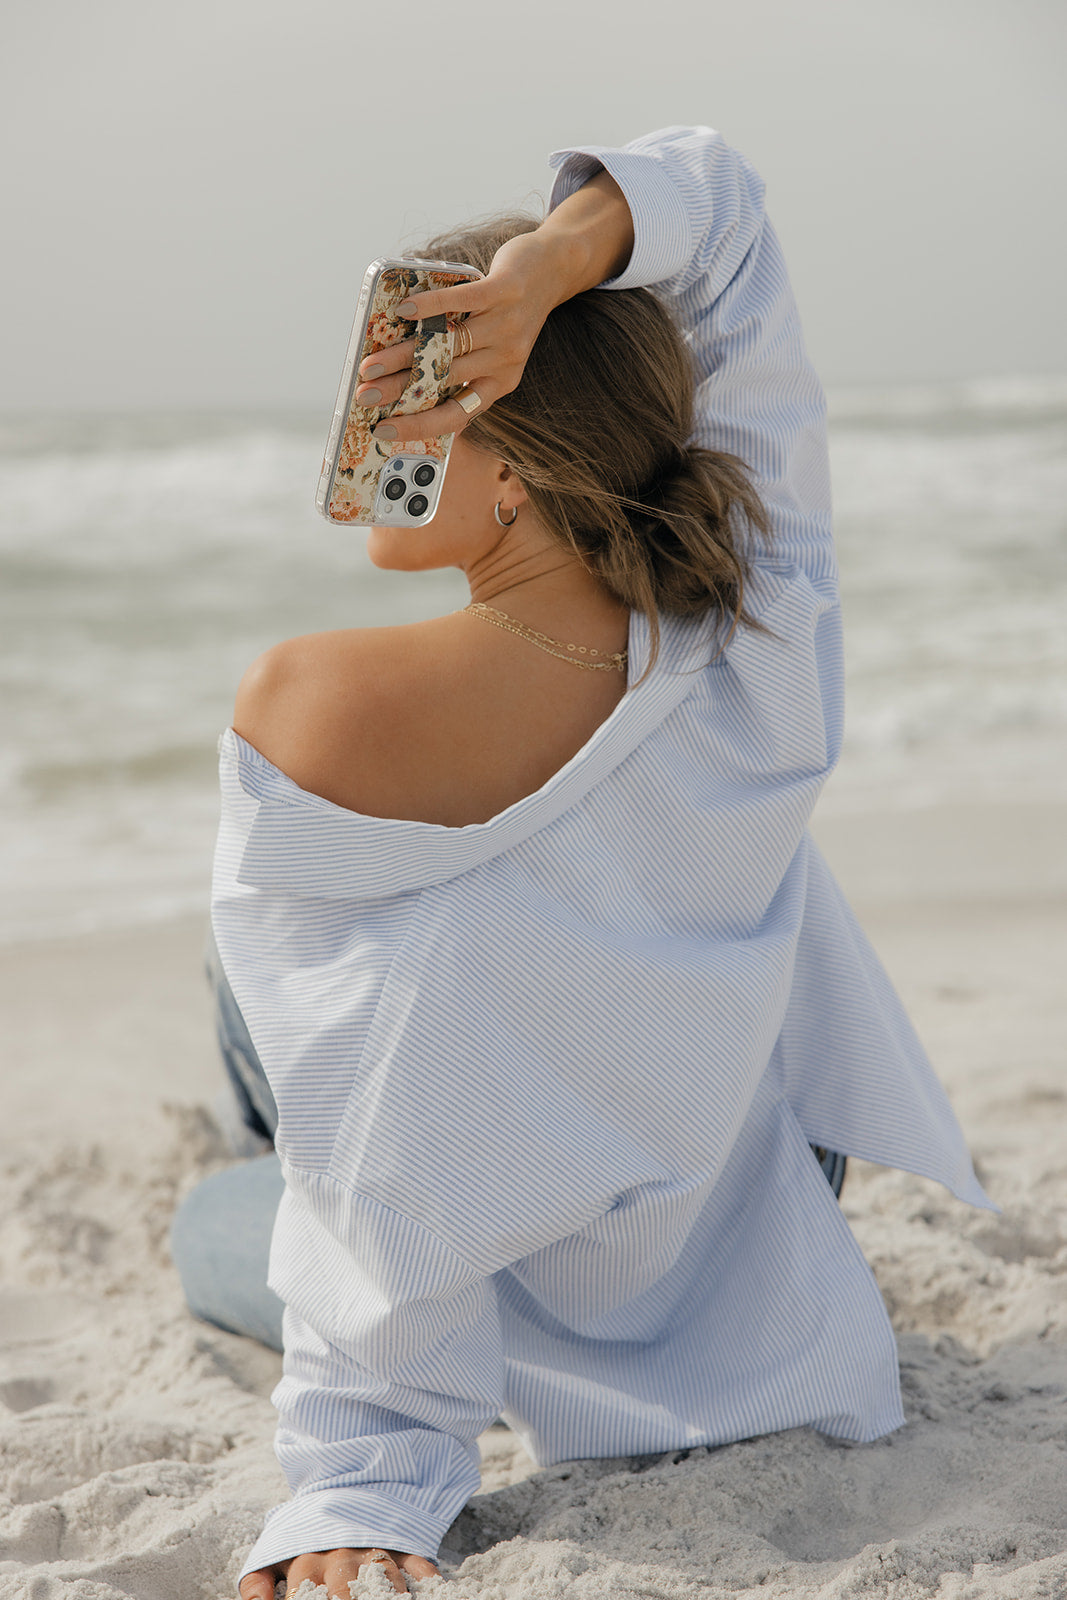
[233, 605, 630, 828]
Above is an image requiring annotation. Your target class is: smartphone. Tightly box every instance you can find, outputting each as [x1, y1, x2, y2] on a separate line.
[316, 257, 482, 528]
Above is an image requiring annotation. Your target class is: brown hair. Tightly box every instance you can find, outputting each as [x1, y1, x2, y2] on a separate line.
[417, 214, 771, 672]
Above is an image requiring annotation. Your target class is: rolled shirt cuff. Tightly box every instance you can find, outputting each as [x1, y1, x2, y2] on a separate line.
[547, 129, 701, 290]
[239, 1488, 451, 1577]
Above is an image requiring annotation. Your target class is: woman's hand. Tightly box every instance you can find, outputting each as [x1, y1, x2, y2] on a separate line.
[239, 1546, 439, 1598]
[354, 228, 562, 445]
[355, 168, 634, 445]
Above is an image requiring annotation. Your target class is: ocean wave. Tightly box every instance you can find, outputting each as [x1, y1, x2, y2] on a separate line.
[827, 372, 1067, 425]
[0, 430, 326, 565]
[19, 743, 219, 801]
[0, 409, 321, 460]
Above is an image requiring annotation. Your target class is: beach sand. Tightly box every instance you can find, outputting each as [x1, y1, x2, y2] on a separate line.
[1, 800, 1065, 1599]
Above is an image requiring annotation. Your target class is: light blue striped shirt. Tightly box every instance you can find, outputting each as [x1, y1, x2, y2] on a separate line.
[213, 126, 991, 1574]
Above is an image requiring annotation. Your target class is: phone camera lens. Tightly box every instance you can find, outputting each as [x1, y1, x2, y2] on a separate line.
[406, 494, 429, 517]
[412, 464, 436, 488]
[384, 477, 406, 501]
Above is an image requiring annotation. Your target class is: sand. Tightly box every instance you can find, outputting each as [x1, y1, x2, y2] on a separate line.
[1, 799, 1065, 1600]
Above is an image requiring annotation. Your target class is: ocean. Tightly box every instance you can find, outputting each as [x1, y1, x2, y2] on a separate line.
[2, 377, 1065, 942]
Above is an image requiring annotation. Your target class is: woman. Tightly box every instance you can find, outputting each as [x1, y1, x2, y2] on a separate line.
[173, 126, 991, 1597]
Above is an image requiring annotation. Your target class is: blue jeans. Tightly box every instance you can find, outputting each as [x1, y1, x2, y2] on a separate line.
[170, 935, 286, 1352]
[170, 934, 846, 1354]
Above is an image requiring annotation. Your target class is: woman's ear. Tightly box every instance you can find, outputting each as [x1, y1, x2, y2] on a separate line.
[497, 461, 529, 514]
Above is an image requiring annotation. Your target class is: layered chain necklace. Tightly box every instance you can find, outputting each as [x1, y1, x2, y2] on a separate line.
[461, 601, 628, 674]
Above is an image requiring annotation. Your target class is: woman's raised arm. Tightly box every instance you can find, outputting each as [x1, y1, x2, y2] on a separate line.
[546, 126, 835, 596]
[366, 126, 833, 599]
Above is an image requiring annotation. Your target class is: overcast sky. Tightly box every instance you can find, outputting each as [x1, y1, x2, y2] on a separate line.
[3, 0, 1064, 410]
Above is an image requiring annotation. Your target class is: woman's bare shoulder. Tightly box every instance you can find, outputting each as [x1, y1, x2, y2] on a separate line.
[232, 609, 628, 825]
[232, 620, 454, 810]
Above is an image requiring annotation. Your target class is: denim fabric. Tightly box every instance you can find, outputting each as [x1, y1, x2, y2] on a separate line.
[171, 1150, 285, 1351]
[169, 934, 284, 1350]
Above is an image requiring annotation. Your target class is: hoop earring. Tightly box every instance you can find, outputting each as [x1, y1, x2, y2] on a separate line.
[494, 502, 518, 528]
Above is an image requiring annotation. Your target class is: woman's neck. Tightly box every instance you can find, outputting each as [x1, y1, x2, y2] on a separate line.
[463, 535, 629, 642]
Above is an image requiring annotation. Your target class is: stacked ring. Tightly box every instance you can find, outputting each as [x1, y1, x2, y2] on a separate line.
[447, 318, 473, 359]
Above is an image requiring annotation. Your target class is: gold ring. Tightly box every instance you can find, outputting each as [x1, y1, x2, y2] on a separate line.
[456, 387, 482, 417]
[447, 318, 472, 359]
[365, 1550, 392, 1564]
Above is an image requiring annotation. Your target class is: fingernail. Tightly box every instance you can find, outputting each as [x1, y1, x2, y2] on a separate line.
[373, 424, 397, 440]
[357, 388, 382, 407]
[396, 300, 418, 317]
[361, 362, 385, 379]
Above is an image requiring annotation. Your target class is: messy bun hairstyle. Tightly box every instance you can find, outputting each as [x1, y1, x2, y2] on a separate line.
[416, 215, 771, 670]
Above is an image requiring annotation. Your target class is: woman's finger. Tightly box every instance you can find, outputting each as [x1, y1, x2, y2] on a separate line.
[238, 1566, 280, 1600]
[373, 383, 502, 445]
[322, 1549, 407, 1596]
[392, 275, 492, 324]
[363, 334, 415, 377]
[398, 1553, 440, 1581]
[358, 336, 419, 382]
[356, 316, 488, 406]
[238, 1547, 435, 1600]
[279, 1553, 322, 1595]
[358, 301, 492, 384]
[356, 345, 488, 412]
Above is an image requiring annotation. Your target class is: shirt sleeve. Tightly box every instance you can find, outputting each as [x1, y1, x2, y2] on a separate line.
[547, 125, 837, 599]
[548, 125, 842, 772]
[240, 1172, 504, 1575]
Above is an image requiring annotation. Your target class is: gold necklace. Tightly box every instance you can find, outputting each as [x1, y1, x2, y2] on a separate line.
[461, 601, 628, 673]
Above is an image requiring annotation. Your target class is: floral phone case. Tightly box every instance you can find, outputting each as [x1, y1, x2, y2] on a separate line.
[316, 258, 481, 527]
